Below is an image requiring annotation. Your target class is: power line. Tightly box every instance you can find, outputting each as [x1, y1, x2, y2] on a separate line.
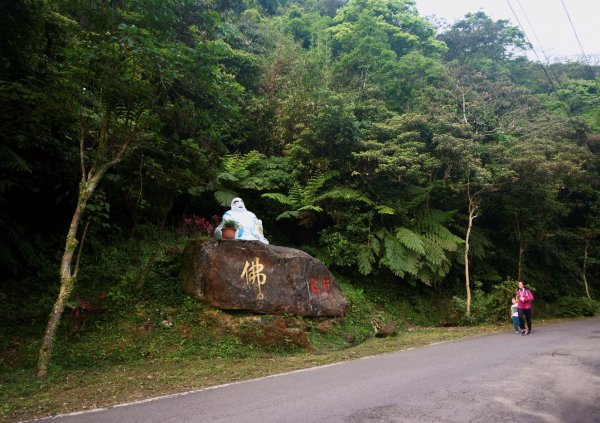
[560, 0, 600, 94]
[505, 1, 558, 93]
[514, 0, 567, 94]
[515, 0, 551, 64]
[515, 0, 580, 104]
[505, 0, 579, 129]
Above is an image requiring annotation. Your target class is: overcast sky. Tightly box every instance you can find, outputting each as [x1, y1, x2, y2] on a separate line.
[412, 0, 600, 62]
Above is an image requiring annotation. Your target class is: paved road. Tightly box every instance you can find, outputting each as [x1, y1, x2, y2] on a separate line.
[36, 318, 600, 422]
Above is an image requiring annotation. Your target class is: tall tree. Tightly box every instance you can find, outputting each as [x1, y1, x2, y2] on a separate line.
[37, 17, 164, 377]
[37, 1, 246, 376]
[438, 11, 527, 65]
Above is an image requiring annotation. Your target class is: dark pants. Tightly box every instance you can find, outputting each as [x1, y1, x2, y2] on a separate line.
[518, 308, 532, 332]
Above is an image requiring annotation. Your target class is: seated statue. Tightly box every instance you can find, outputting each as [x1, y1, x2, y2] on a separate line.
[214, 197, 269, 244]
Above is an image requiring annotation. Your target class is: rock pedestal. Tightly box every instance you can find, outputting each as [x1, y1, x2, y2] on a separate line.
[182, 239, 347, 317]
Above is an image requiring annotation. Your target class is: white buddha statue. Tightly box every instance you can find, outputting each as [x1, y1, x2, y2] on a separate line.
[214, 197, 269, 244]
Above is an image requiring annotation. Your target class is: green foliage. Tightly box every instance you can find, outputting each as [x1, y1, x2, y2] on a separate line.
[354, 113, 438, 182]
[439, 11, 528, 64]
[1, 0, 600, 381]
[222, 219, 239, 229]
[322, 278, 378, 345]
[288, 95, 361, 171]
[355, 209, 463, 285]
[329, 0, 443, 101]
[555, 297, 598, 317]
[214, 152, 292, 205]
[263, 170, 370, 225]
[452, 279, 519, 325]
[319, 230, 363, 267]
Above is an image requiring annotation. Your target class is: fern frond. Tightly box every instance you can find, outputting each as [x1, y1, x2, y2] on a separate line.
[304, 170, 339, 201]
[383, 234, 406, 277]
[423, 223, 463, 251]
[214, 189, 238, 207]
[376, 205, 395, 215]
[403, 250, 421, 275]
[316, 187, 373, 205]
[416, 267, 434, 286]
[222, 153, 242, 173]
[288, 183, 303, 207]
[417, 209, 454, 231]
[216, 171, 239, 183]
[357, 244, 374, 275]
[396, 227, 426, 255]
[368, 234, 381, 255]
[297, 205, 323, 212]
[275, 210, 301, 220]
[468, 230, 495, 259]
[222, 151, 264, 179]
[421, 237, 446, 267]
[262, 192, 294, 206]
[239, 150, 264, 167]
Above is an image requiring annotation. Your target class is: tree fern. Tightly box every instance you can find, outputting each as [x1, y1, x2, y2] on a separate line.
[214, 151, 290, 206]
[356, 233, 383, 276]
[357, 244, 374, 275]
[403, 249, 421, 276]
[395, 227, 425, 255]
[382, 233, 406, 277]
[468, 229, 494, 259]
[214, 189, 238, 207]
[274, 210, 301, 220]
[261, 192, 295, 207]
[288, 183, 303, 207]
[421, 237, 447, 267]
[375, 205, 395, 215]
[219, 151, 263, 183]
[417, 209, 454, 230]
[262, 170, 369, 224]
[381, 239, 423, 278]
[214, 152, 264, 205]
[426, 223, 463, 252]
[417, 209, 463, 252]
[355, 208, 462, 285]
[369, 234, 382, 256]
[297, 205, 323, 212]
[304, 170, 339, 201]
[316, 186, 373, 205]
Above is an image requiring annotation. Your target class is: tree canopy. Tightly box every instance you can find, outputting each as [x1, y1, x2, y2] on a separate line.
[1, 0, 599, 372]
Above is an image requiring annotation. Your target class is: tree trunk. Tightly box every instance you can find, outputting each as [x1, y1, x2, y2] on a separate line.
[582, 240, 591, 299]
[458, 85, 468, 125]
[464, 218, 472, 317]
[464, 194, 479, 317]
[513, 213, 525, 281]
[517, 241, 525, 281]
[37, 173, 102, 377]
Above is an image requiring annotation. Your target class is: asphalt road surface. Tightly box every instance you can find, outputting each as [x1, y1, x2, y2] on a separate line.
[34, 318, 600, 423]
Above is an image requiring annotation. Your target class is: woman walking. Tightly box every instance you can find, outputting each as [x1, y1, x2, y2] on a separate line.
[516, 280, 534, 335]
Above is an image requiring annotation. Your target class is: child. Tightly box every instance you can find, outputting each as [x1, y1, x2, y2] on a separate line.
[510, 297, 520, 334]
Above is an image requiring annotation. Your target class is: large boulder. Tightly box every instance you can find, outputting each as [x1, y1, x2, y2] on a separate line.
[182, 239, 347, 317]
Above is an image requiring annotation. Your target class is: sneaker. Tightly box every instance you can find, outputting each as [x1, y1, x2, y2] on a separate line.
[521, 330, 526, 336]
[514, 331, 519, 334]
[526, 331, 531, 335]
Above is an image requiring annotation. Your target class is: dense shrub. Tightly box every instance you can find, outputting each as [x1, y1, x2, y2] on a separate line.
[452, 279, 521, 325]
[555, 297, 598, 317]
